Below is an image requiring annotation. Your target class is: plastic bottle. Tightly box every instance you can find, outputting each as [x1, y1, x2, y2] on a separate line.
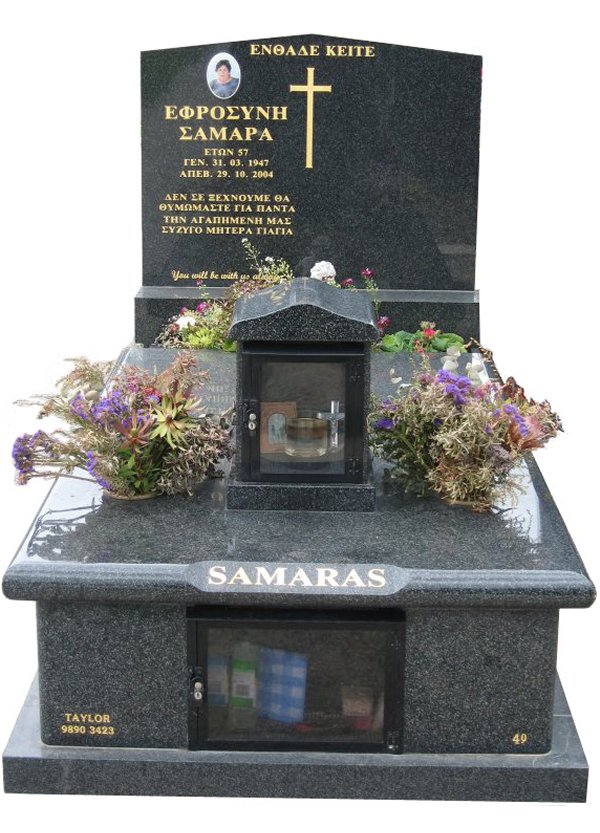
[228, 641, 259, 731]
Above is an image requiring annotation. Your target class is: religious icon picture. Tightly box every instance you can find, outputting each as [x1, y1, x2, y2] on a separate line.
[260, 402, 297, 453]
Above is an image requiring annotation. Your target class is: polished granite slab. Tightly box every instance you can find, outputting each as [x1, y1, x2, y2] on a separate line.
[3, 675, 588, 801]
[2, 349, 595, 609]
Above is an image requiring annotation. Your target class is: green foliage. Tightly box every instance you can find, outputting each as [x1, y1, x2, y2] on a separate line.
[377, 323, 465, 354]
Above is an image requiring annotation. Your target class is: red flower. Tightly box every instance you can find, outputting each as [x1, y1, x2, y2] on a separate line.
[376, 315, 391, 333]
[423, 327, 437, 340]
[340, 278, 354, 288]
[361, 267, 373, 278]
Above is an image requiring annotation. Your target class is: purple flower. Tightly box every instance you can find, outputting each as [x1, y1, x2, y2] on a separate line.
[415, 371, 434, 385]
[12, 431, 57, 484]
[436, 369, 457, 384]
[443, 383, 468, 406]
[374, 418, 394, 431]
[69, 392, 90, 421]
[91, 390, 129, 424]
[85, 451, 112, 491]
[12, 433, 37, 480]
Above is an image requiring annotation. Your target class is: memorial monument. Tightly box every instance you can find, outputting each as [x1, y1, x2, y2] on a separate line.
[2, 35, 595, 802]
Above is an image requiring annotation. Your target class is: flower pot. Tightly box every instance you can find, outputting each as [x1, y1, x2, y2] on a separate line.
[102, 490, 160, 501]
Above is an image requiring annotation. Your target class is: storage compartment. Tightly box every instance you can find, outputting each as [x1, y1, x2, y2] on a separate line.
[187, 608, 404, 752]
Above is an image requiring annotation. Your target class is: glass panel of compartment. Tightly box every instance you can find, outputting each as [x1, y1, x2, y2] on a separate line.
[258, 360, 348, 477]
[189, 612, 404, 751]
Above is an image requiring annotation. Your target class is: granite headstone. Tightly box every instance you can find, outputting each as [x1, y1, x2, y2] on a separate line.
[135, 34, 481, 344]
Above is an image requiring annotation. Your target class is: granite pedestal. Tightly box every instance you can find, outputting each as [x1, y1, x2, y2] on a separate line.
[2, 350, 595, 800]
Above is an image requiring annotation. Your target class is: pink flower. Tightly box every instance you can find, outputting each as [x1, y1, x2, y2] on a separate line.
[340, 278, 354, 288]
[196, 301, 209, 314]
[376, 315, 391, 333]
[361, 267, 373, 278]
[423, 327, 437, 340]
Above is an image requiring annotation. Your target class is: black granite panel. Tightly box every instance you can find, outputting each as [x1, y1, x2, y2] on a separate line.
[377, 299, 480, 342]
[36, 603, 188, 748]
[141, 36, 481, 291]
[3, 676, 588, 800]
[403, 609, 559, 753]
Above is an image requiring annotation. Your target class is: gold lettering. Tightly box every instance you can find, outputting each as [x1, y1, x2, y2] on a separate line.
[367, 568, 386, 588]
[229, 567, 253, 585]
[288, 568, 312, 587]
[341, 569, 366, 588]
[316, 568, 339, 587]
[208, 565, 227, 585]
[255, 567, 287, 585]
[164, 105, 178, 119]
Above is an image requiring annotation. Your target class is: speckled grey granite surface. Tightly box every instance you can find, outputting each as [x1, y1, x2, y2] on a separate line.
[404, 609, 558, 753]
[36, 603, 187, 748]
[3, 676, 588, 800]
[229, 278, 379, 342]
[226, 478, 377, 511]
[2, 453, 594, 606]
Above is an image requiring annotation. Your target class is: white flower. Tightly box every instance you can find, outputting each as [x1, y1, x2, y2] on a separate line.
[175, 314, 196, 330]
[310, 261, 336, 280]
[265, 256, 274, 264]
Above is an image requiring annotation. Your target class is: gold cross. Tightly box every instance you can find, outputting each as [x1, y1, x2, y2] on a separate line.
[290, 67, 332, 169]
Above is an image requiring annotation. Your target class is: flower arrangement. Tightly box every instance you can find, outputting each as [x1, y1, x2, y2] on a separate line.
[377, 321, 465, 354]
[305, 263, 391, 337]
[369, 364, 562, 511]
[157, 246, 392, 350]
[156, 239, 293, 350]
[12, 353, 231, 498]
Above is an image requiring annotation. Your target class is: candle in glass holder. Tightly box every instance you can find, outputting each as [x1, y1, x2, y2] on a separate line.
[284, 417, 328, 457]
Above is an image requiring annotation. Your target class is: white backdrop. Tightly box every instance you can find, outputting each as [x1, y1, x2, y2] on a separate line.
[1, 1, 598, 829]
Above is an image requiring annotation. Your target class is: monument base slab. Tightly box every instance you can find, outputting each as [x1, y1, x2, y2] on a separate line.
[3, 676, 588, 802]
